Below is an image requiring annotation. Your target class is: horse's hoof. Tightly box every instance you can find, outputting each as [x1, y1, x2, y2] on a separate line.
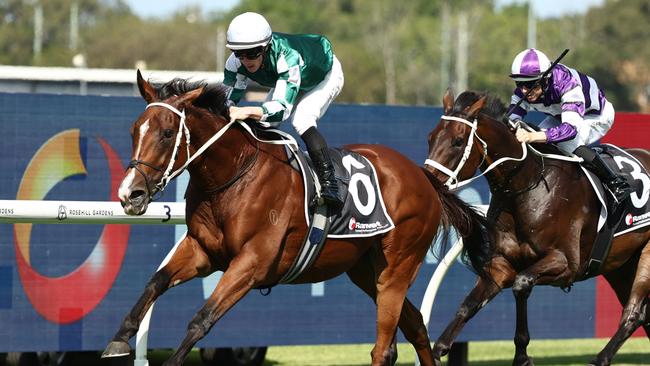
[101, 341, 131, 358]
[514, 357, 534, 366]
[587, 360, 605, 366]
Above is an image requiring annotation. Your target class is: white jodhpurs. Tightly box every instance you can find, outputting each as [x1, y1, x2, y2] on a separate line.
[266, 55, 344, 136]
[539, 100, 615, 154]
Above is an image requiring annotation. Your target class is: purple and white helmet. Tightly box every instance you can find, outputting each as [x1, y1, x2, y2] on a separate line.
[509, 48, 552, 81]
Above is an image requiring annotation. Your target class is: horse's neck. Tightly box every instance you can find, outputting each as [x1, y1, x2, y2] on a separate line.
[185, 114, 268, 192]
[185, 113, 292, 195]
[481, 122, 543, 194]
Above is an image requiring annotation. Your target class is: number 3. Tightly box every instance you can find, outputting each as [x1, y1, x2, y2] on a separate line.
[613, 156, 650, 209]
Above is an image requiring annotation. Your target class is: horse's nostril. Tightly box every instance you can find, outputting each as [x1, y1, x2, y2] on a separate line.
[129, 190, 146, 202]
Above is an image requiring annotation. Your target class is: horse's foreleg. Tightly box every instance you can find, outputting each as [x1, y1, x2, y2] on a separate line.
[433, 257, 514, 365]
[512, 274, 533, 366]
[590, 244, 650, 366]
[102, 235, 208, 358]
[162, 252, 257, 366]
[432, 277, 503, 363]
[511, 249, 570, 366]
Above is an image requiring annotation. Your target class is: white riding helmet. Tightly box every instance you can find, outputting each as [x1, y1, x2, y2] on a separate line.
[509, 48, 552, 81]
[226, 12, 272, 50]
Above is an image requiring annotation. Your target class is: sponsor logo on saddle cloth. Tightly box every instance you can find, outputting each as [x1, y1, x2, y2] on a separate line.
[287, 147, 395, 238]
[582, 144, 650, 236]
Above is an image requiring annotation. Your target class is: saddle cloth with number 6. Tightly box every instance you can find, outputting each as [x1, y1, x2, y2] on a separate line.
[286, 146, 395, 238]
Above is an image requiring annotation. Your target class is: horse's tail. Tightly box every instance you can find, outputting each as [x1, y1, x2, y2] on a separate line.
[421, 168, 492, 279]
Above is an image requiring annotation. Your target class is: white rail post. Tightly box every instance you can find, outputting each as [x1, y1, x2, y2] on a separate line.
[414, 205, 487, 366]
[134, 231, 187, 366]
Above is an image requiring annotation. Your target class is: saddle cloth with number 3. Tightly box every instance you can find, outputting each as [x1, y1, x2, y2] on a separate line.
[584, 144, 650, 236]
[286, 146, 395, 238]
[578, 144, 650, 278]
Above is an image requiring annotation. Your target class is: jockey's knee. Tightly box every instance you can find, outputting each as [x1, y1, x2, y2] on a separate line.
[573, 145, 597, 162]
[292, 115, 318, 136]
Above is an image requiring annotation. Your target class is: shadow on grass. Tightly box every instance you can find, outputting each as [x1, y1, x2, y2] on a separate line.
[101, 349, 650, 366]
[387, 353, 649, 366]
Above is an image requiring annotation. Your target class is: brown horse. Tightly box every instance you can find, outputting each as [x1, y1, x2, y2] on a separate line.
[424, 89, 650, 366]
[100, 72, 487, 366]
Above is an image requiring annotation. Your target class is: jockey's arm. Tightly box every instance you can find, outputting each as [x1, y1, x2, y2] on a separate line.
[228, 69, 300, 125]
[228, 105, 264, 123]
[223, 56, 249, 105]
[516, 121, 577, 144]
[257, 52, 301, 127]
[515, 128, 547, 143]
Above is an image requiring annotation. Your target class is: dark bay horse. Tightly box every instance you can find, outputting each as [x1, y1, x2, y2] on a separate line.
[101, 72, 487, 366]
[424, 90, 650, 366]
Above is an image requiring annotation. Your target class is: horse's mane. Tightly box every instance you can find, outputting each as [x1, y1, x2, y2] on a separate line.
[153, 78, 230, 118]
[454, 90, 509, 126]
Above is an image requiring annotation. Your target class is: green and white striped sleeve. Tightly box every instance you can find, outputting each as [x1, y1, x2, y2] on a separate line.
[223, 54, 248, 104]
[260, 51, 301, 124]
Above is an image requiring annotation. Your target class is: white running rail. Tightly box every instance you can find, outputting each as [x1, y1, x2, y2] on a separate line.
[0, 200, 185, 224]
[0, 199, 186, 366]
[1, 199, 483, 366]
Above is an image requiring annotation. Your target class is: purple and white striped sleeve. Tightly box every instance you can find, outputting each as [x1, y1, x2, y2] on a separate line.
[544, 122, 577, 142]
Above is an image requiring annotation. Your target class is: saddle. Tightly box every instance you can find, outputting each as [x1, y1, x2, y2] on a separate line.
[521, 123, 650, 278]
[573, 144, 650, 278]
[285, 145, 395, 238]
[243, 124, 395, 284]
[273, 141, 395, 285]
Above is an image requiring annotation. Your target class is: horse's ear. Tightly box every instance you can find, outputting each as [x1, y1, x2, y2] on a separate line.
[443, 88, 454, 114]
[177, 87, 204, 108]
[465, 96, 486, 118]
[137, 69, 157, 104]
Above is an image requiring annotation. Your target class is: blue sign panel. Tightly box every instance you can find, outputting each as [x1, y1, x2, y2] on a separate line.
[0, 92, 595, 352]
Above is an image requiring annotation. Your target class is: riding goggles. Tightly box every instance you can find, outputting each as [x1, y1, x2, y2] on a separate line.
[515, 79, 541, 90]
[233, 47, 265, 60]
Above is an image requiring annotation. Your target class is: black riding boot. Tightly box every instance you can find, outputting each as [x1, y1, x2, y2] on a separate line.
[301, 127, 344, 210]
[574, 146, 631, 203]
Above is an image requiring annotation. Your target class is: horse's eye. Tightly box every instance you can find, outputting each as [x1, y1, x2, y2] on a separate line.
[163, 129, 174, 139]
[452, 137, 464, 147]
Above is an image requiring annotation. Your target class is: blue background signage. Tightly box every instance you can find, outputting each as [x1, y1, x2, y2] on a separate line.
[0, 92, 595, 352]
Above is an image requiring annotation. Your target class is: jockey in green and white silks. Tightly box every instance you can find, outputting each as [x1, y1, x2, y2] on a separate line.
[224, 32, 338, 127]
[223, 12, 345, 210]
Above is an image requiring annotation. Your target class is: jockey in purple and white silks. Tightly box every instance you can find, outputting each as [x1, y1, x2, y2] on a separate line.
[508, 48, 631, 203]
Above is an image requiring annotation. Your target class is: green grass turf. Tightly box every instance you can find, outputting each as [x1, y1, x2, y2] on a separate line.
[144, 337, 648, 365]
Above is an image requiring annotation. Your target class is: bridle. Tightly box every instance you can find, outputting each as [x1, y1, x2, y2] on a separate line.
[127, 101, 300, 201]
[424, 114, 529, 190]
[127, 102, 239, 200]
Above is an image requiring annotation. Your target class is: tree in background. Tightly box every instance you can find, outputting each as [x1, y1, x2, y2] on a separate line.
[1, 0, 649, 112]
